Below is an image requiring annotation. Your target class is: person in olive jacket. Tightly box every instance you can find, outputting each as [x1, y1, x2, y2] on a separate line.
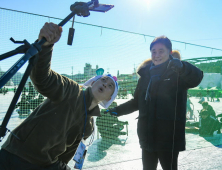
[107, 36, 203, 170]
[0, 3, 119, 170]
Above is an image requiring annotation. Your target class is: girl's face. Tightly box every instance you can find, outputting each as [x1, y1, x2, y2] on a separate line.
[91, 76, 115, 102]
[151, 43, 170, 66]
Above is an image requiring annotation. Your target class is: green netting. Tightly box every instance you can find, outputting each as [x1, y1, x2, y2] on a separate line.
[0, 8, 222, 169]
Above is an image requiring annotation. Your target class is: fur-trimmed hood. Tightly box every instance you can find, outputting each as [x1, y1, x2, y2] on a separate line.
[137, 59, 152, 77]
[136, 50, 181, 77]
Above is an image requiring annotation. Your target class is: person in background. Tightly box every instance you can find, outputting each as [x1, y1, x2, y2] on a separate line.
[186, 95, 194, 120]
[216, 92, 220, 102]
[106, 36, 203, 170]
[199, 109, 221, 136]
[96, 102, 128, 139]
[13, 86, 17, 94]
[14, 95, 32, 116]
[206, 90, 210, 101]
[201, 101, 216, 118]
[198, 92, 205, 104]
[29, 94, 45, 110]
[2, 87, 8, 95]
[210, 91, 215, 102]
[26, 82, 37, 101]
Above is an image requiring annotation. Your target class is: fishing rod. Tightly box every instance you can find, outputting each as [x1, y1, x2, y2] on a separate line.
[0, 0, 114, 142]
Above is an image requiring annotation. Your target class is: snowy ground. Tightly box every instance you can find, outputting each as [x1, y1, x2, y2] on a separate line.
[0, 92, 222, 170]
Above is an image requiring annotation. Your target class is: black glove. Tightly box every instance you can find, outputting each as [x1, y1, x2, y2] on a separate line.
[169, 58, 184, 73]
[104, 108, 118, 116]
[70, 2, 90, 17]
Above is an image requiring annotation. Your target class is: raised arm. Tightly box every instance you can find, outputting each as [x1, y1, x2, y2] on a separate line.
[179, 61, 203, 88]
[107, 78, 140, 117]
[168, 58, 203, 88]
[30, 3, 90, 103]
[115, 78, 140, 116]
[30, 23, 82, 103]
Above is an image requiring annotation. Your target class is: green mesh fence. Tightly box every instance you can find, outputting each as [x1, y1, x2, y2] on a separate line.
[0, 7, 222, 169]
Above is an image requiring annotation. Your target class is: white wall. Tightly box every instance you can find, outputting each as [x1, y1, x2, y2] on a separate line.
[199, 73, 222, 88]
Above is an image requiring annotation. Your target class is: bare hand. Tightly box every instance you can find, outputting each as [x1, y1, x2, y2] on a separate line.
[38, 22, 63, 46]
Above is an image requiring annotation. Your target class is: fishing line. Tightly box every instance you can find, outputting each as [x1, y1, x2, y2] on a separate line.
[171, 71, 180, 170]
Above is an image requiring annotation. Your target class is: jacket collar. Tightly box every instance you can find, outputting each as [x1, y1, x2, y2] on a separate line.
[137, 62, 152, 77]
[137, 60, 171, 78]
[83, 87, 101, 117]
[88, 105, 101, 117]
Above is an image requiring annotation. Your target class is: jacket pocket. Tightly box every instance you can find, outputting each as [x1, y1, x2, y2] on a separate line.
[21, 119, 64, 163]
[13, 119, 41, 142]
[23, 119, 62, 147]
[137, 116, 148, 141]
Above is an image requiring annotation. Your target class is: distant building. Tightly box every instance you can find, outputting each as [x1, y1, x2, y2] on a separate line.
[69, 63, 99, 83]
[83, 63, 98, 79]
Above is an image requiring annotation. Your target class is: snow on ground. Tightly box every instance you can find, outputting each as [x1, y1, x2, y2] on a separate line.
[0, 92, 222, 169]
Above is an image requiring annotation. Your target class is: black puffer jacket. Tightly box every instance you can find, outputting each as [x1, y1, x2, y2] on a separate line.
[116, 60, 203, 152]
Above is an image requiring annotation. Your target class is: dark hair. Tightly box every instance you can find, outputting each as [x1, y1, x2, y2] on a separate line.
[202, 101, 208, 106]
[150, 36, 172, 52]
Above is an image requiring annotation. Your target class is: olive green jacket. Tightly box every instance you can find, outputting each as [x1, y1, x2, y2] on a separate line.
[2, 45, 100, 166]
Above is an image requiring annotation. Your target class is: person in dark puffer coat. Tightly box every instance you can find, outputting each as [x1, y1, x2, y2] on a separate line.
[106, 36, 203, 170]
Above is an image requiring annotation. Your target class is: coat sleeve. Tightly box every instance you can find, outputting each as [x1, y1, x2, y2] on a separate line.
[115, 78, 140, 117]
[30, 45, 80, 103]
[180, 61, 203, 88]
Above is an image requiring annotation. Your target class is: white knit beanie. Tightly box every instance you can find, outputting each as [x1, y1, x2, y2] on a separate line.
[83, 74, 118, 109]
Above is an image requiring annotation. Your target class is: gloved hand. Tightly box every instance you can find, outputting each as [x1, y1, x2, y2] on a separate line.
[169, 58, 184, 73]
[104, 108, 118, 116]
[70, 2, 90, 17]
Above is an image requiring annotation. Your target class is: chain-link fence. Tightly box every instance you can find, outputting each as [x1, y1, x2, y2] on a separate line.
[0, 7, 222, 169]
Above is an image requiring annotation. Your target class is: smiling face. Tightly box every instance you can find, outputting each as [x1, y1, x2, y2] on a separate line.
[151, 43, 170, 66]
[91, 76, 115, 102]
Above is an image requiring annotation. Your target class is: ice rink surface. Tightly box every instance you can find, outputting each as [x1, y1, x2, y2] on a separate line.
[0, 92, 222, 170]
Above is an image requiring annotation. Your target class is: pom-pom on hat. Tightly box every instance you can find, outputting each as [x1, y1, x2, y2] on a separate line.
[83, 74, 119, 109]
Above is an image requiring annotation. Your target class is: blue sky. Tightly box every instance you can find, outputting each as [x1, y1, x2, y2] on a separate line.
[1, 0, 222, 75]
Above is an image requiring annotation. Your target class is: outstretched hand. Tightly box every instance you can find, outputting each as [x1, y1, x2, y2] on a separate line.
[38, 22, 63, 46]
